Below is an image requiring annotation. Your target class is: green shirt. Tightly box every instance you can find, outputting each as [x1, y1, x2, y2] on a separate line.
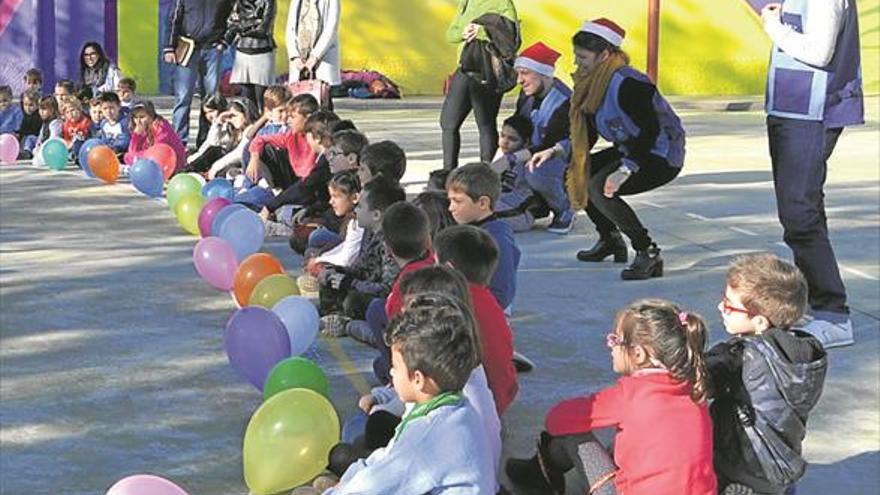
[446, 0, 518, 50]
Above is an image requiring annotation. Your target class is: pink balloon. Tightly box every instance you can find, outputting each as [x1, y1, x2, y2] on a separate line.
[0, 134, 20, 164]
[198, 197, 232, 237]
[193, 237, 239, 291]
[106, 474, 188, 495]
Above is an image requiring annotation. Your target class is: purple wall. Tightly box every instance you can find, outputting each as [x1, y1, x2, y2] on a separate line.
[0, 0, 36, 93]
[53, 0, 106, 87]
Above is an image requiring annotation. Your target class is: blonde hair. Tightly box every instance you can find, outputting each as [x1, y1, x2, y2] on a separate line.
[60, 96, 83, 114]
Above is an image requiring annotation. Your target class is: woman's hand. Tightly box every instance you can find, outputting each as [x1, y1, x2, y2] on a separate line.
[528, 147, 555, 171]
[304, 55, 319, 72]
[603, 170, 631, 198]
[291, 57, 305, 72]
[358, 394, 376, 413]
[163, 52, 176, 64]
[463, 23, 481, 43]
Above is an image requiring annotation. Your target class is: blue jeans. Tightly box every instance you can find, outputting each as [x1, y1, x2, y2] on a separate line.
[172, 46, 222, 144]
[524, 155, 570, 214]
[158, 0, 175, 95]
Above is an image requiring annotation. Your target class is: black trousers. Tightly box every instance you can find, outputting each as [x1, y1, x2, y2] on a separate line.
[182, 145, 225, 174]
[440, 69, 503, 170]
[259, 144, 298, 190]
[238, 83, 266, 114]
[546, 432, 617, 495]
[584, 147, 680, 250]
[768, 116, 847, 315]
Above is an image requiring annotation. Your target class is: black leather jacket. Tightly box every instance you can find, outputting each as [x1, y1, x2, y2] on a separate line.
[228, 0, 277, 54]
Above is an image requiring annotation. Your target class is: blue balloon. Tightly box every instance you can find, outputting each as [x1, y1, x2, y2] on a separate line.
[130, 158, 165, 198]
[217, 208, 265, 261]
[210, 203, 248, 238]
[78, 138, 103, 178]
[202, 178, 235, 201]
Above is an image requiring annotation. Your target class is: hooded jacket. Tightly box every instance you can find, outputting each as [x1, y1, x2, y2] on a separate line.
[708, 328, 827, 492]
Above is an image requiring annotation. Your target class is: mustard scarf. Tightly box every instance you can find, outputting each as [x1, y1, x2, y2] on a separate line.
[566, 52, 629, 210]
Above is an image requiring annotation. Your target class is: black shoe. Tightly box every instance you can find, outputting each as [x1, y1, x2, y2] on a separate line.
[505, 432, 565, 494]
[621, 243, 663, 280]
[577, 231, 627, 263]
[512, 351, 535, 373]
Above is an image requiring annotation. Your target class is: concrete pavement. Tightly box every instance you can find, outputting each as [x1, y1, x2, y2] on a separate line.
[1, 98, 878, 494]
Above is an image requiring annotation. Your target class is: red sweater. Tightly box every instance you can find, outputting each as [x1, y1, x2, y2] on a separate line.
[248, 130, 317, 179]
[469, 283, 518, 416]
[124, 118, 186, 171]
[62, 116, 92, 145]
[546, 370, 716, 495]
[384, 251, 436, 319]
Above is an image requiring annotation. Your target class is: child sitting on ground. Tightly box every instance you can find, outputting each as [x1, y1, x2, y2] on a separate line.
[32, 96, 62, 157]
[245, 93, 319, 191]
[315, 293, 495, 494]
[318, 178, 405, 333]
[53, 79, 74, 105]
[115, 77, 137, 111]
[0, 85, 23, 136]
[433, 224, 519, 417]
[493, 114, 553, 232]
[708, 254, 827, 495]
[298, 169, 364, 295]
[238, 85, 291, 172]
[185, 98, 257, 177]
[98, 92, 131, 157]
[124, 100, 186, 173]
[60, 96, 92, 160]
[23, 69, 42, 94]
[88, 98, 103, 136]
[506, 299, 717, 495]
[412, 190, 456, 241]
[446, 162, 521, 311]
[18, 90, 42, 159]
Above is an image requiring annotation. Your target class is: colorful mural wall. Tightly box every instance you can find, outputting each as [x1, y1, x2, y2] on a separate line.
[1, 0, 878, 96]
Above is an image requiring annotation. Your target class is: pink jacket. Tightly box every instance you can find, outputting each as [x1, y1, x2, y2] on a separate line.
[125, 118, 186, 171]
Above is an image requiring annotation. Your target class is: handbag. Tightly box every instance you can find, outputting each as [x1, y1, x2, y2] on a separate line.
[289, 69, 331, 108]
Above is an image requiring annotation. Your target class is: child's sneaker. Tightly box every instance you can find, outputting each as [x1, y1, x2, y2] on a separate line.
[547, 209, 575, 234]
[320, 314, 351, 337]
[297, 273, 320, 296]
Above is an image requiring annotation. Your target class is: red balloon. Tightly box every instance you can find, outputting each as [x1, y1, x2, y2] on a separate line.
[143, 143, 178, 180]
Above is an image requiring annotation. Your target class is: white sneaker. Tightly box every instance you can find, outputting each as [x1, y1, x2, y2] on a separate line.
[802, 317, 854, 349]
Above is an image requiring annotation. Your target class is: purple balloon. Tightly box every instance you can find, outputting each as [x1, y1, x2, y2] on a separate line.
[106, 474, 189, 495]
[224, 307, 291, 390]
[198, 197, 232, 237]
[193, 237, 239, 290]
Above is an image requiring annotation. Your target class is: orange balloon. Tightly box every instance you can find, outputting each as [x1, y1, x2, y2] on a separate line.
[143, 143, 178, 180]
[87, 145, 120, 184]
[233, 253, 285, 306]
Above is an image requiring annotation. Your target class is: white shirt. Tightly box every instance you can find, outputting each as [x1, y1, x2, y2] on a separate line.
[315, 218, 364, 267]
[763, 0, 846, 67]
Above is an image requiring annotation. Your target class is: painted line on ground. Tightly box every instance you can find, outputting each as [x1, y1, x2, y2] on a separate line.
[321, 336, 373, 396]
[639, 200, 663, 208]
[841, 265, 879, 282]
[685, 212, 712, 221]
[728, 226, 759, 236]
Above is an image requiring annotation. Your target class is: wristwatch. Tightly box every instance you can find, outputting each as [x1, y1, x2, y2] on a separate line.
[616, 164, 633, 176]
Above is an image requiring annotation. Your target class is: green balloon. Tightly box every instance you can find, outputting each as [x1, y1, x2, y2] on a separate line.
[263, 357, 329, 400]
[243, 388, 339, 495]
[174, 193, 205, 236]
[166, 173, 203, 211]
[249, 274, 299, 309]
[42, 138, 68, 171]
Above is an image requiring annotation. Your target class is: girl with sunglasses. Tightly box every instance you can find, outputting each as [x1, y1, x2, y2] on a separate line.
[505, 299, 716, 494]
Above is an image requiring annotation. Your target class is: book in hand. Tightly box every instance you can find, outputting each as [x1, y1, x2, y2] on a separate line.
[174, 36, 195, 66]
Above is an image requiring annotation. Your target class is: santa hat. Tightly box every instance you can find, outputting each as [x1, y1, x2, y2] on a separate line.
[580, 18, 626, 47]
[514, 42, 562, 77]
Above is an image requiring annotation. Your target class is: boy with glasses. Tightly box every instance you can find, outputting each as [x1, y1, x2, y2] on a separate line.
[708, 253, 828, 495]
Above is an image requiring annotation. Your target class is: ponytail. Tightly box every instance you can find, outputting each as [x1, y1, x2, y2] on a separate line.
[678, 312, 709, 403]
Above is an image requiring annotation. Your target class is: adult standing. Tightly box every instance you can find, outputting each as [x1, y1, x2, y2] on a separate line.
[285, 0, 341, 107]
[440, 0, 518, 170]
[532, 19, 685, 280]
[228, 0, 277, 114]
[761, 0, 863, 348]
[495, 42, 575, 234]
[163, 0, 234, 145]
[79, 41, 122, 95]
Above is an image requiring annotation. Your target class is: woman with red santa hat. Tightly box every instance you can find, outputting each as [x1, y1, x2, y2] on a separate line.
[531, 18, 686, 281]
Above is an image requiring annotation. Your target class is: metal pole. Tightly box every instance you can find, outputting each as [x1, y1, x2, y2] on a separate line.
[647, 0, 660, 82]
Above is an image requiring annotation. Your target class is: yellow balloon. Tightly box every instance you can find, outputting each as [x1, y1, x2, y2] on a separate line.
[243, 388, 340, 495]
[174, 194, 206, 236]
[249, 273, 299, 309]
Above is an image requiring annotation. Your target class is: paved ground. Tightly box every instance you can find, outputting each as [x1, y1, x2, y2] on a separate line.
[1, 97, 878, 494]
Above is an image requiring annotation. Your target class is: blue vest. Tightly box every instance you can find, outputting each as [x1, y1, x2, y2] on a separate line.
[594, 66, 686, 168]
[765, 0, 864, 128]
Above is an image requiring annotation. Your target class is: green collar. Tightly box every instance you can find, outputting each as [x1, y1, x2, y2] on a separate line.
[394, 391, 463, 439]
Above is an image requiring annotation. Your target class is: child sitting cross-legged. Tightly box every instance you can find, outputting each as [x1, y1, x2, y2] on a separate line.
[302, 293, 496, 494]
[297, 169, 364, 295]
[17, 89, 42, 159]
[60, 96, 92, 162]
[709, 254, 827, 495]
[124, 100, 186, 173]
[506, 299, 717, 495]
[98, 92, 131, 159]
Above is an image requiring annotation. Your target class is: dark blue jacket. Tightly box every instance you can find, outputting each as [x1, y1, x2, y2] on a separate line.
[165, 0, 234, 51]
[474, 215, 520, 310]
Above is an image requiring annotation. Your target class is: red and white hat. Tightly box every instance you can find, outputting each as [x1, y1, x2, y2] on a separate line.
[580, 18, 626, 47]
[514, 42, 562, 77]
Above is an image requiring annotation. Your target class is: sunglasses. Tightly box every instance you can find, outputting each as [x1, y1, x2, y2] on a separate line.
[606, 333, 628, 348]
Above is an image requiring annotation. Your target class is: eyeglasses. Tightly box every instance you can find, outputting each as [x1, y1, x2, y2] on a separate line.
[720, 296, 751, 316]
[84, 51, 99, 58]
[606, 333, 628, 348]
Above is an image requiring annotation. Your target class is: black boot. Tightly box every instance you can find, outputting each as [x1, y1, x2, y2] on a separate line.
[577, 230, 627, 263]
[621, 243, 663, 280]
[505, 432, 566, 494]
